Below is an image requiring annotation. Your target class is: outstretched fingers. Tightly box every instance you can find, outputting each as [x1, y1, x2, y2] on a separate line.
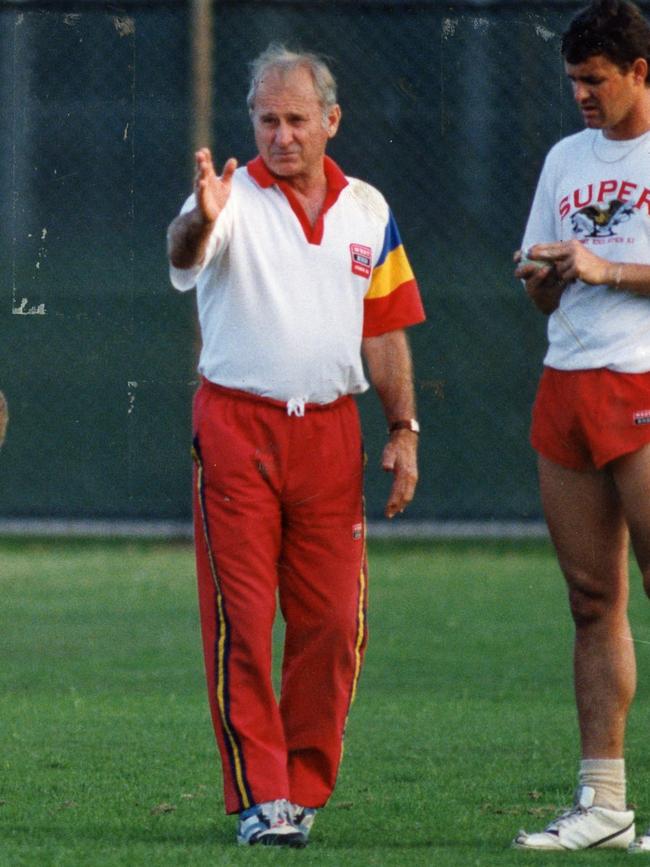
[193, 149, 238, 223]
[220, 157, 238, 183]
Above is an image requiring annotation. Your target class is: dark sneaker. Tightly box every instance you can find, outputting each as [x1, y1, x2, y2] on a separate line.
[237, 799, 305, 847]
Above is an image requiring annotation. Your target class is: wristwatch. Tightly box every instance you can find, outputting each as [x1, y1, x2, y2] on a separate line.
[388, 419, 420, 435]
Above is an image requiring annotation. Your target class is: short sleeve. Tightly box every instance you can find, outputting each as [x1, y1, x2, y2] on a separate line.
[362, 210, 425, 337]
[521, 154, 558, 254]
[169, 193, 231, 292]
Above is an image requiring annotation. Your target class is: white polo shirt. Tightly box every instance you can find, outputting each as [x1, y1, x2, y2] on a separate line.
[170, 156, 424, 404]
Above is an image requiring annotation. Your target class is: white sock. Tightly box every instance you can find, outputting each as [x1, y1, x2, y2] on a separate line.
[579, 758, 626, 811]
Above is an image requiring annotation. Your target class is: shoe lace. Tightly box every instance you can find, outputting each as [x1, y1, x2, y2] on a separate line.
[548, 804, 589, 831]
[265, 799, 291, 828]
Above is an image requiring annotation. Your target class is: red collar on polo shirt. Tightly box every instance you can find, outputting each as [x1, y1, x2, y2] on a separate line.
[247, 155, 349, 245]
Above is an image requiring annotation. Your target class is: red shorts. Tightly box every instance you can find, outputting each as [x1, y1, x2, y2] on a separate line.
[531, 366, 650, 471]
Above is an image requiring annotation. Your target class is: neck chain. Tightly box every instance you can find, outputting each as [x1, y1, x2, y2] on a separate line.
[591, 128, 650, 163]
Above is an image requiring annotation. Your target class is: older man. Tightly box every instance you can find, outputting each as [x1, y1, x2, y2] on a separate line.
[167, 45, 424, 847]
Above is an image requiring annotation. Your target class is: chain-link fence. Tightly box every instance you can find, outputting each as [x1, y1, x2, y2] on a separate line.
[0, 0, 615, 524]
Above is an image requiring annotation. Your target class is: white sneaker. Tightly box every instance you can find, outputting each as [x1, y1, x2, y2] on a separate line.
[290, 803, 317, 842]
[629, 830, 650, 853]
[513, 786, 635, 851]
[237, 799, 305, 847]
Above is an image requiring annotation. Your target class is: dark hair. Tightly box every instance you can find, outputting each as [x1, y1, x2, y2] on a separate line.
[562, 0, 650, 79]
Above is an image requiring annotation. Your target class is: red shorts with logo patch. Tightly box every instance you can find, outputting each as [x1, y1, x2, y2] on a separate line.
[531, 366, 650, 471]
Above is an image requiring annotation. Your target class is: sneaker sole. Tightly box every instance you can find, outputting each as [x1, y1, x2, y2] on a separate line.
[258, 832, 306, 848]
[237, 831, 306, 847]
[513, 825, 635, 851]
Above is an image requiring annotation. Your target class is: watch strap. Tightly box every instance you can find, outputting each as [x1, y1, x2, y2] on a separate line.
[388, 419, 420, 435]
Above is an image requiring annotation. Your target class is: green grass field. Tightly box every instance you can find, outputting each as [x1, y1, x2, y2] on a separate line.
[2, 537, 650, 866]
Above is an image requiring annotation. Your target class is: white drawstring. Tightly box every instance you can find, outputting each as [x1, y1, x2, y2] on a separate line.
[286, 397, 306, 417]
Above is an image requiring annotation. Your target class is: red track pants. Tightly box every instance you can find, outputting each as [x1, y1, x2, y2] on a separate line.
[192, 380, 368, 814]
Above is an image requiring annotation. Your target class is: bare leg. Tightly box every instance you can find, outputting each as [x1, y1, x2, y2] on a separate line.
[609, 444, 650, 849]
[538, 456, 635, 758]
[611, 444, 650, 595]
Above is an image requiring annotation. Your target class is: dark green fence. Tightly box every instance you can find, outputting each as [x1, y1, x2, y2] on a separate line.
[0, 0, 603, 523]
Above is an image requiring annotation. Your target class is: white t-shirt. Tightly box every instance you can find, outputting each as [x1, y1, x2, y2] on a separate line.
[522, 128, 650, 372]
[170, 157, 424, 404]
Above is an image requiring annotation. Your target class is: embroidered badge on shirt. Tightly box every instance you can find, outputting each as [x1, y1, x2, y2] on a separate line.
[350, 244, 372, 278]
[633, 410, 650, 426]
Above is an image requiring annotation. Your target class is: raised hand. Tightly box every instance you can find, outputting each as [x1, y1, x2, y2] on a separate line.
[167, 150, 238, 269]
[194, 149, 238, 223]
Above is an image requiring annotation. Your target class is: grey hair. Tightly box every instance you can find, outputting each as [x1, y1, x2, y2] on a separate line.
[246, 44, 338, 126]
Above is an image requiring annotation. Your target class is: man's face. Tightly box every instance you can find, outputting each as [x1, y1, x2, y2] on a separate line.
[251, 66, 341, 183]
[565, 54, 645, 138]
